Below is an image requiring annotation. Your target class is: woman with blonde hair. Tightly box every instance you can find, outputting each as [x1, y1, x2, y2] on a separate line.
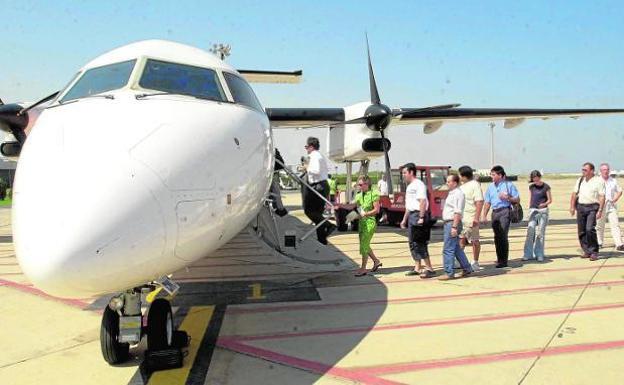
[354, 175, 382, 276]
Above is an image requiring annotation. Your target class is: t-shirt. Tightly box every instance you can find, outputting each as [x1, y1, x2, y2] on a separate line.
[405, 179, 428, 212]
[460, 180, 483, 222]
[529, 183, 550, 209]
[443, 188, 465, 221]
[573, 176, 605, 204]
[377, 179, 389, 195]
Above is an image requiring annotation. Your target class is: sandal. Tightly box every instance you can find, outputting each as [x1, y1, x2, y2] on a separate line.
[354, 271, 368, 277]
[371, 262, 383, 272]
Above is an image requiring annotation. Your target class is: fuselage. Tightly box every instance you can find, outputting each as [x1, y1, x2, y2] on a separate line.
[12, 40, 273, 298]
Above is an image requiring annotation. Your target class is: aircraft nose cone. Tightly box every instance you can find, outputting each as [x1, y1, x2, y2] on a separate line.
[12, 121, 167, 298]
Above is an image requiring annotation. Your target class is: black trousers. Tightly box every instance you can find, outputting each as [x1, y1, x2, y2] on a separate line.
[407, 210, 431, 261]
[304, 180, 330, 243]
[492, 207, 511, 265]
[577, 203, 599, 255]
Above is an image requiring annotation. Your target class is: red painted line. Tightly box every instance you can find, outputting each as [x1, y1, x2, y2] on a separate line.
[227, 279, 624, 315]
[217, 337, 406, 385]
[0, 278, 90, 309]
[358, 339, 624, 375]
[224, 302, 624, 342]
[321, 263, 624, 288]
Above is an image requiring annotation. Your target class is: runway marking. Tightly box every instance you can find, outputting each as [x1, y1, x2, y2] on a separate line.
[223, 301, 624, 342]
[147, 306, 215, 385]
[227, 279, 624, 314]
[319, 263, 624, 288]
[247, 283, 266, 300]
[217, 337, 406, 385]
[355, 339, 624, 375]
[0, 277, 90, 309]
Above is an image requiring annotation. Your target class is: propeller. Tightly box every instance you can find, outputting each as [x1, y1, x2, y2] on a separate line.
[0, 91, 59, 146]
[362, 34, 394, 194]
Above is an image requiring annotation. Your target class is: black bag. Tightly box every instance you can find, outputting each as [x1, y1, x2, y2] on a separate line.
[507, 182, 523, 223]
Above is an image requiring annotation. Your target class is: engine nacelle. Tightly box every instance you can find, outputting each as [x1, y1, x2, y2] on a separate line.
[327, 101, 392, 163]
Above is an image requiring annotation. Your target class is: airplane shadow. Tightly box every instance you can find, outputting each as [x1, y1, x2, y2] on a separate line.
[97, 211, 390, 385]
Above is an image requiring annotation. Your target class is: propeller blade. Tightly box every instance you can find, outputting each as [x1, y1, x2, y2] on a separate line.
[393, 103, 461, 117]
[19, 91, 59, 116]
[379, 129, 393, 196]
[366, 33, 381, 105]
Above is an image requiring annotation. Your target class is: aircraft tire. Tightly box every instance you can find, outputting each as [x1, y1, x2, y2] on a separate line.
[100, 306, 130, 364]
[147, 298, 173, 351]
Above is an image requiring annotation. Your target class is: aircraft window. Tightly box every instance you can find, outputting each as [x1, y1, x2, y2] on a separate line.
[223, 72, 264, 112]
[60, 60, 136, 102]
[139, 59, 227, 102]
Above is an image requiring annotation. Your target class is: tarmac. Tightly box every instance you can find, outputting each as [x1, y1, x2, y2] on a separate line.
[1, 178, 624, 385]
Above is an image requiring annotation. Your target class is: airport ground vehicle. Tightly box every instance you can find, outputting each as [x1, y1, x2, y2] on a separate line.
[335, 165, 450, 230]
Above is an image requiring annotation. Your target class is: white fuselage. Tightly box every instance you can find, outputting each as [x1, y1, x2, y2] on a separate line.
[12, 40, 273, 298]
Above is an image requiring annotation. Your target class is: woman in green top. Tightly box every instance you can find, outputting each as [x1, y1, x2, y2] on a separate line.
[354, 175, 382, 276]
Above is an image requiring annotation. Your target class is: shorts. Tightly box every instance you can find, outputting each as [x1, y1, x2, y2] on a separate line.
[460, 223, 480, 243]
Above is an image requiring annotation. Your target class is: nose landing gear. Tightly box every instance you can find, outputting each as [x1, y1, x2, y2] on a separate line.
[99, 278, 185, 366]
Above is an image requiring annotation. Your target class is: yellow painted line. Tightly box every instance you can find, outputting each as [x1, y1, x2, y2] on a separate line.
[148, 305, 215, 385]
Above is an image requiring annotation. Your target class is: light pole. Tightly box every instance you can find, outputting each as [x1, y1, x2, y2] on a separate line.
[489, 122, 495, 167]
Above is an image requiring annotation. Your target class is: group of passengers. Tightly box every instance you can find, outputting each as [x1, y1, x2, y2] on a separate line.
[352, 162, 624, 279]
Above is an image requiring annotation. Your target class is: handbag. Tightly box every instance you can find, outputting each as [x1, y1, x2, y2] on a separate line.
[506, 182, 523, 223]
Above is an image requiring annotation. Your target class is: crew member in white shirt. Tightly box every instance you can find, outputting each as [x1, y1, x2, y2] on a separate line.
[400, 163, 436, 278]
[440, 174, 473, 280]
[596, 163, 624, 251]
[303, 137, 335, 244]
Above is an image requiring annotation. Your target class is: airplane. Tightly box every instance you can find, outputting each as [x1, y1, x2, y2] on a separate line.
[1, 39, 623, 365]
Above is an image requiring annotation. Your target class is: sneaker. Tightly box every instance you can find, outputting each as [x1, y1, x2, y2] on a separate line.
[420, 269, 436, 279]
[522, 256, 531, 261]
[536, 256, 545, 262]
[617, 245, 624, 252]
[471, 261, 481, 271]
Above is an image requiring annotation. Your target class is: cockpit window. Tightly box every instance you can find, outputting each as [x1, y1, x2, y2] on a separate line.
[223, 72, 264, 112]
[139, 59, 227, 101]
[60, 60, 136, 103]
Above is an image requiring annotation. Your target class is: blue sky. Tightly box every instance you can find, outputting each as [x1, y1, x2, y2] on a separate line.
[2, 0, 624, 172]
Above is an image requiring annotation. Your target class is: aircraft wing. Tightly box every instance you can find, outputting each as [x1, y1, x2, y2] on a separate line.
[266, 106, 624, 131]
[266, 108, 345, 128]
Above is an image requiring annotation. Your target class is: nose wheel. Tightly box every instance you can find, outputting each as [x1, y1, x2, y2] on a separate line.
[147, 298, 174, 350]
[100, 306, 130, 364]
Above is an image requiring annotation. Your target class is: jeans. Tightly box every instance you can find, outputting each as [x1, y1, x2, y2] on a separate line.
[576, 203, 599, 255]
[492, 207, 511, 265]
[523, 208, 549, 259]
[443, 222, 472, 277]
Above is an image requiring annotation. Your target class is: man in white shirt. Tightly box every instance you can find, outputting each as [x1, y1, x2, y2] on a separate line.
[458, 165, 484, 270]
[440, 174, 473, 280]
[569, 162, 606, 260]
[303, 137, 335, 244]
[596, 163, 624, 251]
[377, 173, 389, 196]
[400, 163, 435, 278]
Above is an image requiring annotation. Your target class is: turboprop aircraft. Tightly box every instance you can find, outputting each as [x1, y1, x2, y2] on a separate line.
[1, 39, 623, 364]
